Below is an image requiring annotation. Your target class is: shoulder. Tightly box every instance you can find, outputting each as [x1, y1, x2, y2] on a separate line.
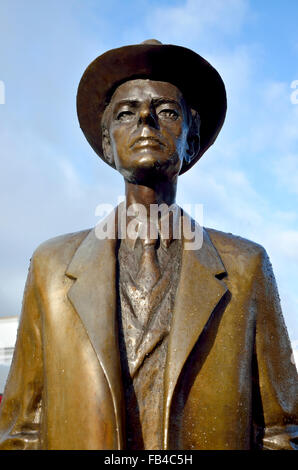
[205, 227, 269, 274]
[31, 229, 91, 271]
[205, 227, 266, 257]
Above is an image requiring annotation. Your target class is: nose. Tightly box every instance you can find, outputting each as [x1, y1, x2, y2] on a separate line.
[138, 104, 158, 128]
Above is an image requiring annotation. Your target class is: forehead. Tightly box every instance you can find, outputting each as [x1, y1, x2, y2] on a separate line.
[109, 79, 184, 105]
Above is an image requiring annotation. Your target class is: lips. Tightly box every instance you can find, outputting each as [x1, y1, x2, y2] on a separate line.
[130, 136, 165, 149]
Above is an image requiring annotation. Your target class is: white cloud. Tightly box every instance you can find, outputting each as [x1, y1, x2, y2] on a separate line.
[250, 80, 298, 154]
[274, 154, 298, 195]
[274, 230, 298, 261]
[146, 0, 249, 45]
[274, 210, 298, 223]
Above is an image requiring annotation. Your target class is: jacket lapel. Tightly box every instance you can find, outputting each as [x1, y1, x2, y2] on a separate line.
[65, 210, 124, 449]
[64, 206, 228, 450]
[163, 219, 229, 449]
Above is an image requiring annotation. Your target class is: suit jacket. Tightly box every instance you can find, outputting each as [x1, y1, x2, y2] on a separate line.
[0, 210, 297, 450]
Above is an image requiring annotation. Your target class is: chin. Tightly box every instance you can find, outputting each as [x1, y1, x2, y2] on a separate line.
[119, 153, 182, 184]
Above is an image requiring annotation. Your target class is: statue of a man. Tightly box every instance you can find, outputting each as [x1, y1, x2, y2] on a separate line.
[0, 40, 297, 450]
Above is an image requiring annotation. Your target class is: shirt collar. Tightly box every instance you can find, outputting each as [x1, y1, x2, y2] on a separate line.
[120, 203, 181, 251]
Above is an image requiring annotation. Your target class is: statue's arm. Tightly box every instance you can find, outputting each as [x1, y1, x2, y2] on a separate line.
[254, 248, 298, 450]
[0, 254, 43, 450]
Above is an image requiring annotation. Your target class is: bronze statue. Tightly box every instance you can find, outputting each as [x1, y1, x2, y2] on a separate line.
[0, 40, 297, 450]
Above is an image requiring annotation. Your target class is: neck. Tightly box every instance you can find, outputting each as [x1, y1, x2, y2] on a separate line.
[125, 179, 177, 211]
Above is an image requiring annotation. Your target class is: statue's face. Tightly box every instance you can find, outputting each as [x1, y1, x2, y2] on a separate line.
[104, 79, 191, 183]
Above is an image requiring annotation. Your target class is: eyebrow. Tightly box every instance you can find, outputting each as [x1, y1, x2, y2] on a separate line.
[152, 98, 182, 108]
[113, 99, 139, 108]
[113, 97, 182, 109]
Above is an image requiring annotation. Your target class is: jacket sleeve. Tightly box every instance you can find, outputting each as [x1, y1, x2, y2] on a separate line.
[254, 248, 298, 450]
[0, 253, 43, 449]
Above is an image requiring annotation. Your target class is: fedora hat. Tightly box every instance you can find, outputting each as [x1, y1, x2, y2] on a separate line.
[77, 40, 227, 175]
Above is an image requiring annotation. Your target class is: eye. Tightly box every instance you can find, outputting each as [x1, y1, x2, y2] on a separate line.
[158, 109, 179, 121]
[116, 110, 135, 122]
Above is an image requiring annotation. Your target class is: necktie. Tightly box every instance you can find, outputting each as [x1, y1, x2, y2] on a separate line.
[135, 238, 160, 291]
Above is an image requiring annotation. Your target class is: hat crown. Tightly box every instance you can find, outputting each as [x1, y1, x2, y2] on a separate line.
[141, 39, 162, 45]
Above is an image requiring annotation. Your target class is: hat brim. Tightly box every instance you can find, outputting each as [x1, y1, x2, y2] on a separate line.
[77, 43, 227, 175]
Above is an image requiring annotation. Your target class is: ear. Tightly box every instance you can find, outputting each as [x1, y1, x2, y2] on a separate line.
[102, 128, 114, 165]
[184, 133, 200, 164]
[184, 110, 201, 164]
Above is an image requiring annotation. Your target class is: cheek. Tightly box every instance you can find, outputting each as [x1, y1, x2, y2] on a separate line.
[110, 128, 125, 156]
[163, 124, 188, 151]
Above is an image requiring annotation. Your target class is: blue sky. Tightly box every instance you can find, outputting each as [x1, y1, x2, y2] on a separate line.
[0, 0, 297, 354]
